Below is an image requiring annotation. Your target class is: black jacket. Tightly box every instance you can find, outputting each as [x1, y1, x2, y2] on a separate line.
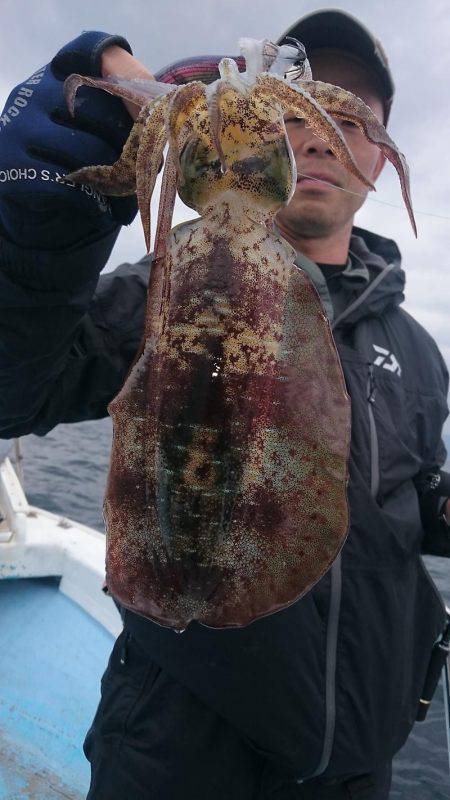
[0, 224, 449, 781]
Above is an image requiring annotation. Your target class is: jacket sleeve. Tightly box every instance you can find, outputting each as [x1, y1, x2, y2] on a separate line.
[415, 346, 450, 557]
[0, 233, 151, 438]
[417, 460, 450, 558]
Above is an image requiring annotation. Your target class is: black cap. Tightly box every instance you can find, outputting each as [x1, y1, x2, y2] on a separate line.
[277, 9, 394, 124]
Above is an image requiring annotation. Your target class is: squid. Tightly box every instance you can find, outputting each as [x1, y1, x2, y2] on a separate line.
[64, 38, 416, 630]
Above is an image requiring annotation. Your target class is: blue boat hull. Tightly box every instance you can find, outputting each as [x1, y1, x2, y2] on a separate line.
[0, 577, 115, 799]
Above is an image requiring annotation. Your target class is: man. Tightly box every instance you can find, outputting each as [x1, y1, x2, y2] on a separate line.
[0, 9, 449, 800]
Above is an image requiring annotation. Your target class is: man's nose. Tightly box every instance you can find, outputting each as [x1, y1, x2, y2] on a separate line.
[295, 130, 336, 158]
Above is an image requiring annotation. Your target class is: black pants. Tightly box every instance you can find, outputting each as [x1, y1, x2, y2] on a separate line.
[84, 630, 392, 800]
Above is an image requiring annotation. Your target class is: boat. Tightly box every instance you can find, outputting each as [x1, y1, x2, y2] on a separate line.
[0, 449, 121, 799]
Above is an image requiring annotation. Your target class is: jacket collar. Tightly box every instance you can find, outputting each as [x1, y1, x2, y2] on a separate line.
[291, 226, 405, 327]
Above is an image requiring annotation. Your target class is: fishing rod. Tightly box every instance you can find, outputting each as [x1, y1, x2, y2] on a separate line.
[417, 607, 450, 774]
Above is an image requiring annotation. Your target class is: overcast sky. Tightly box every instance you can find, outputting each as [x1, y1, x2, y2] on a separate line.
[1, 0, 449, 427]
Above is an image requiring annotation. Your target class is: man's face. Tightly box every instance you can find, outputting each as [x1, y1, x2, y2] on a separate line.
[276, 49, 386, 240]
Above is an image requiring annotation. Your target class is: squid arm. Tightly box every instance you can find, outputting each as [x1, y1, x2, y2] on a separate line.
[64, 74, 175, 251]
[63, 74, 179, 200]
[301, 80, 417, 237]
[154, 145, 178, 264]
[63, 73, 176, 115]
[135, 92, 175, 253]
[145, 146, 179, 345]
[166, 81, 210, 176]
[204, 81, 230, 174]
[64, 99, 156, 196]
[254, 74, 375, 192]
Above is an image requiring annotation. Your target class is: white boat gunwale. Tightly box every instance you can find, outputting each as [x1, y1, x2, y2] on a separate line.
[0, 455, 122, 636]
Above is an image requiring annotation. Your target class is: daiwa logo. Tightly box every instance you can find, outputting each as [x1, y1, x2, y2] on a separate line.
[372, 344, 401, 377]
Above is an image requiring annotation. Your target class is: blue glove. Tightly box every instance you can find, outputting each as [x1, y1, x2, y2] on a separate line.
[0, 31, 138, 251]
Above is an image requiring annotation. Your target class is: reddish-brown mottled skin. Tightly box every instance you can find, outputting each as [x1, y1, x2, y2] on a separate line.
[104, 208, 350, 628]
[64, 41, 415, 630]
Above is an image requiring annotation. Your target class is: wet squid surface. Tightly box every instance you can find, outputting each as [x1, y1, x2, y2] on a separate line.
[64, 38, 414, 629]
[105, 212, 350, 628]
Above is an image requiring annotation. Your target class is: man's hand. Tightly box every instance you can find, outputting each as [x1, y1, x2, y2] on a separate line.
[445, 499, 450, 525]
[101, 45, 155, 120]
[0, 31, 141, 252]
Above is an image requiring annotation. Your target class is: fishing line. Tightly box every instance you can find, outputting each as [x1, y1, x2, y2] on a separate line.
[297, 172, 450, 222]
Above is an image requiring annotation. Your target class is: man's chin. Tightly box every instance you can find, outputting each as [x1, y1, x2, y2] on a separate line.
[276, 207, 336, 239]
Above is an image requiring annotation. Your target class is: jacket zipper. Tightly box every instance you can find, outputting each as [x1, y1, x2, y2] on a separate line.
[298, 556, 342, 783]
[300, 365, 379, 781]
[367, 364, 379, 499]
[305, 364, 380, 780]
[298, 374, 359, 784]
[296, 265, 398, 781]
[366, 367, 446, 626]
